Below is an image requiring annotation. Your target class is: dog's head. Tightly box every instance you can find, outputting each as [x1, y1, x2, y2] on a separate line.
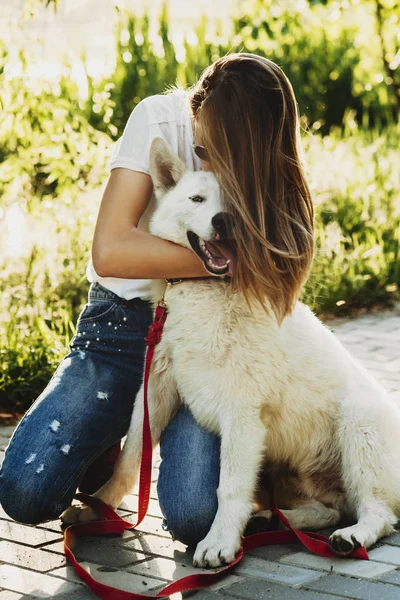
[149, 137, 235, 277]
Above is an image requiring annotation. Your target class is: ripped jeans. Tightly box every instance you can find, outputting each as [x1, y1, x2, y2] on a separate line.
[0, 282, 220, 547]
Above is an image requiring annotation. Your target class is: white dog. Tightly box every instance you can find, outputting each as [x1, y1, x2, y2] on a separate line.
[62, 137, 400, 567]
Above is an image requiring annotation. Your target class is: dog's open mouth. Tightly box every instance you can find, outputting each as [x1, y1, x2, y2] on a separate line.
[187, 231, 235, 277]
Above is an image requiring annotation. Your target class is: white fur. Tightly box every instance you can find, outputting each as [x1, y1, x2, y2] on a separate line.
[62, 138, 400, 566]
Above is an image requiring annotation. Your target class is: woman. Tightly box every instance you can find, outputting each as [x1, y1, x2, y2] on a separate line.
[0, 53, 314, 546]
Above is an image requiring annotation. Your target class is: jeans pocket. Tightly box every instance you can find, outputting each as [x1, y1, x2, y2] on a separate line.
[77, 301, 119, 324]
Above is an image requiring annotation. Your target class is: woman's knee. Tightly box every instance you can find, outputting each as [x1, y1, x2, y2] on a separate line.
[0, 477, 69, 525]
[158, 485, 218, 547]
[0, 461, 71, 524]
[1, 487, 58, 525]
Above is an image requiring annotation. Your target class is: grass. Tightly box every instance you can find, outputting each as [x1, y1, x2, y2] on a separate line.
[303, 120, 399, 314]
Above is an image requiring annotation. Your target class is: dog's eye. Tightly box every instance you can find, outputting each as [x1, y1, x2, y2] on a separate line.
[189, 195, 206, 203]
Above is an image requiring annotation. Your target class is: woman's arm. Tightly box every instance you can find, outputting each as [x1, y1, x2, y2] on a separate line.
[92, 168, 210, 279]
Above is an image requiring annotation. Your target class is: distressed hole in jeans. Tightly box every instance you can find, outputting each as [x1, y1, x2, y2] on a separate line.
[25, 453, 37, 464]
[50, 420, 60, 432]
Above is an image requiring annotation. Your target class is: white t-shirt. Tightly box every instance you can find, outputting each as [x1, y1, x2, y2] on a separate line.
[86, 89, 202, 300]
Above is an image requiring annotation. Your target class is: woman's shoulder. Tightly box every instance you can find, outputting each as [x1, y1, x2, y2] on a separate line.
[140, 88, 190, 126]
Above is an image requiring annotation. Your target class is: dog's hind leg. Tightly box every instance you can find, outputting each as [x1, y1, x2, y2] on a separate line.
[252, 500, 341, 532]
[61, 367, 179, 524]
[329, 404, 399, 555]
[329, 497, 397, 555]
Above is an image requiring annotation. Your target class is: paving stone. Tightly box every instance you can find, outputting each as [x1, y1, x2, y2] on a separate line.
[126, 556, 214, 581]
[377, 568, 400, 585]
[145, 574, 243, 598]
[245, 542, 300, 561]
[281, 551, 396, 578]
[0, 521, 61, 547]
[120, 496, 163, 519]
[49, 562, 163, 593]
[36, 521, 65, 534]
[40, 541, 65, 555]
[0, 509, 12, 522]
[305, 572, 400, 599]
[0, 426, 17, 438]
[207, 574, 243, 591]
[165, 592, 219, 600]
[119, 514, 171, 538]
[185, 592, 228, 600]
[0, 564, 80, 597]
[0, 590, 29, 600]
[120, 532, 188, 560]
[0, 541, 66, 573]
[63, 536, 149, 568]
[42, 522, 172, 560]
[219, 578, 347, 599]
[233, 556, 323, 585]
[54, 590, 95, 600]
[368, 545, 400, 565]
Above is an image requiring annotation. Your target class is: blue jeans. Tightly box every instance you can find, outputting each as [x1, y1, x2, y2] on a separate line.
[0, 283, 220, 546]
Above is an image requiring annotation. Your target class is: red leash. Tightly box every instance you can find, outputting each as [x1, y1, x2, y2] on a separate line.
[64, 300, 368, 599]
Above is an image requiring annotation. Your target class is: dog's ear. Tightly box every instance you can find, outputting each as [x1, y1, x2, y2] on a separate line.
[149, 137, 186, 195]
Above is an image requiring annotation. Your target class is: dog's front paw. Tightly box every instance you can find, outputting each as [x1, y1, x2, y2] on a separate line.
[329, 527, 362, 556]
[193, 532, 241, 568]
[60, 503, 101, 525]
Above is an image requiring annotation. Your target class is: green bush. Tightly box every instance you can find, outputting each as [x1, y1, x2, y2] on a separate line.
[88, 0, 399, 139]
[303, 120, 400, 312]
[0, 47, 110, 211]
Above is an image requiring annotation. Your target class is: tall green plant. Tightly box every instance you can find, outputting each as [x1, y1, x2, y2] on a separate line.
[0, 48, 110, 210]
[373, 0, 400, 114]
[91, 0, 399, 138]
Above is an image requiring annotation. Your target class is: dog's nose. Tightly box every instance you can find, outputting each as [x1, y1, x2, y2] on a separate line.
[212, 212, 231, 238]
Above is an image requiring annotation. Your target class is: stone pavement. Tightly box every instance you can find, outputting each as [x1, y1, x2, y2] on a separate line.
[1, 309, 400, 599]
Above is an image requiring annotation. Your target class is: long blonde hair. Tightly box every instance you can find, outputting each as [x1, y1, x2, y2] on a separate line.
[188, 53, 314, 322]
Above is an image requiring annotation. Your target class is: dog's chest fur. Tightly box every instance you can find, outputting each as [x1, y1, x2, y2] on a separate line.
[153, 281, 346, 445]
[153, 281, 259, 433]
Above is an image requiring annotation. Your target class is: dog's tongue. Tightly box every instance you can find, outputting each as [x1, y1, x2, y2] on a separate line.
[205, 241, 236, 277]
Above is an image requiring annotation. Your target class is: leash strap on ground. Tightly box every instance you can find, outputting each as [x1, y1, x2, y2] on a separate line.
[64, 496, 244, 599]
[64, 301, 368, 599]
